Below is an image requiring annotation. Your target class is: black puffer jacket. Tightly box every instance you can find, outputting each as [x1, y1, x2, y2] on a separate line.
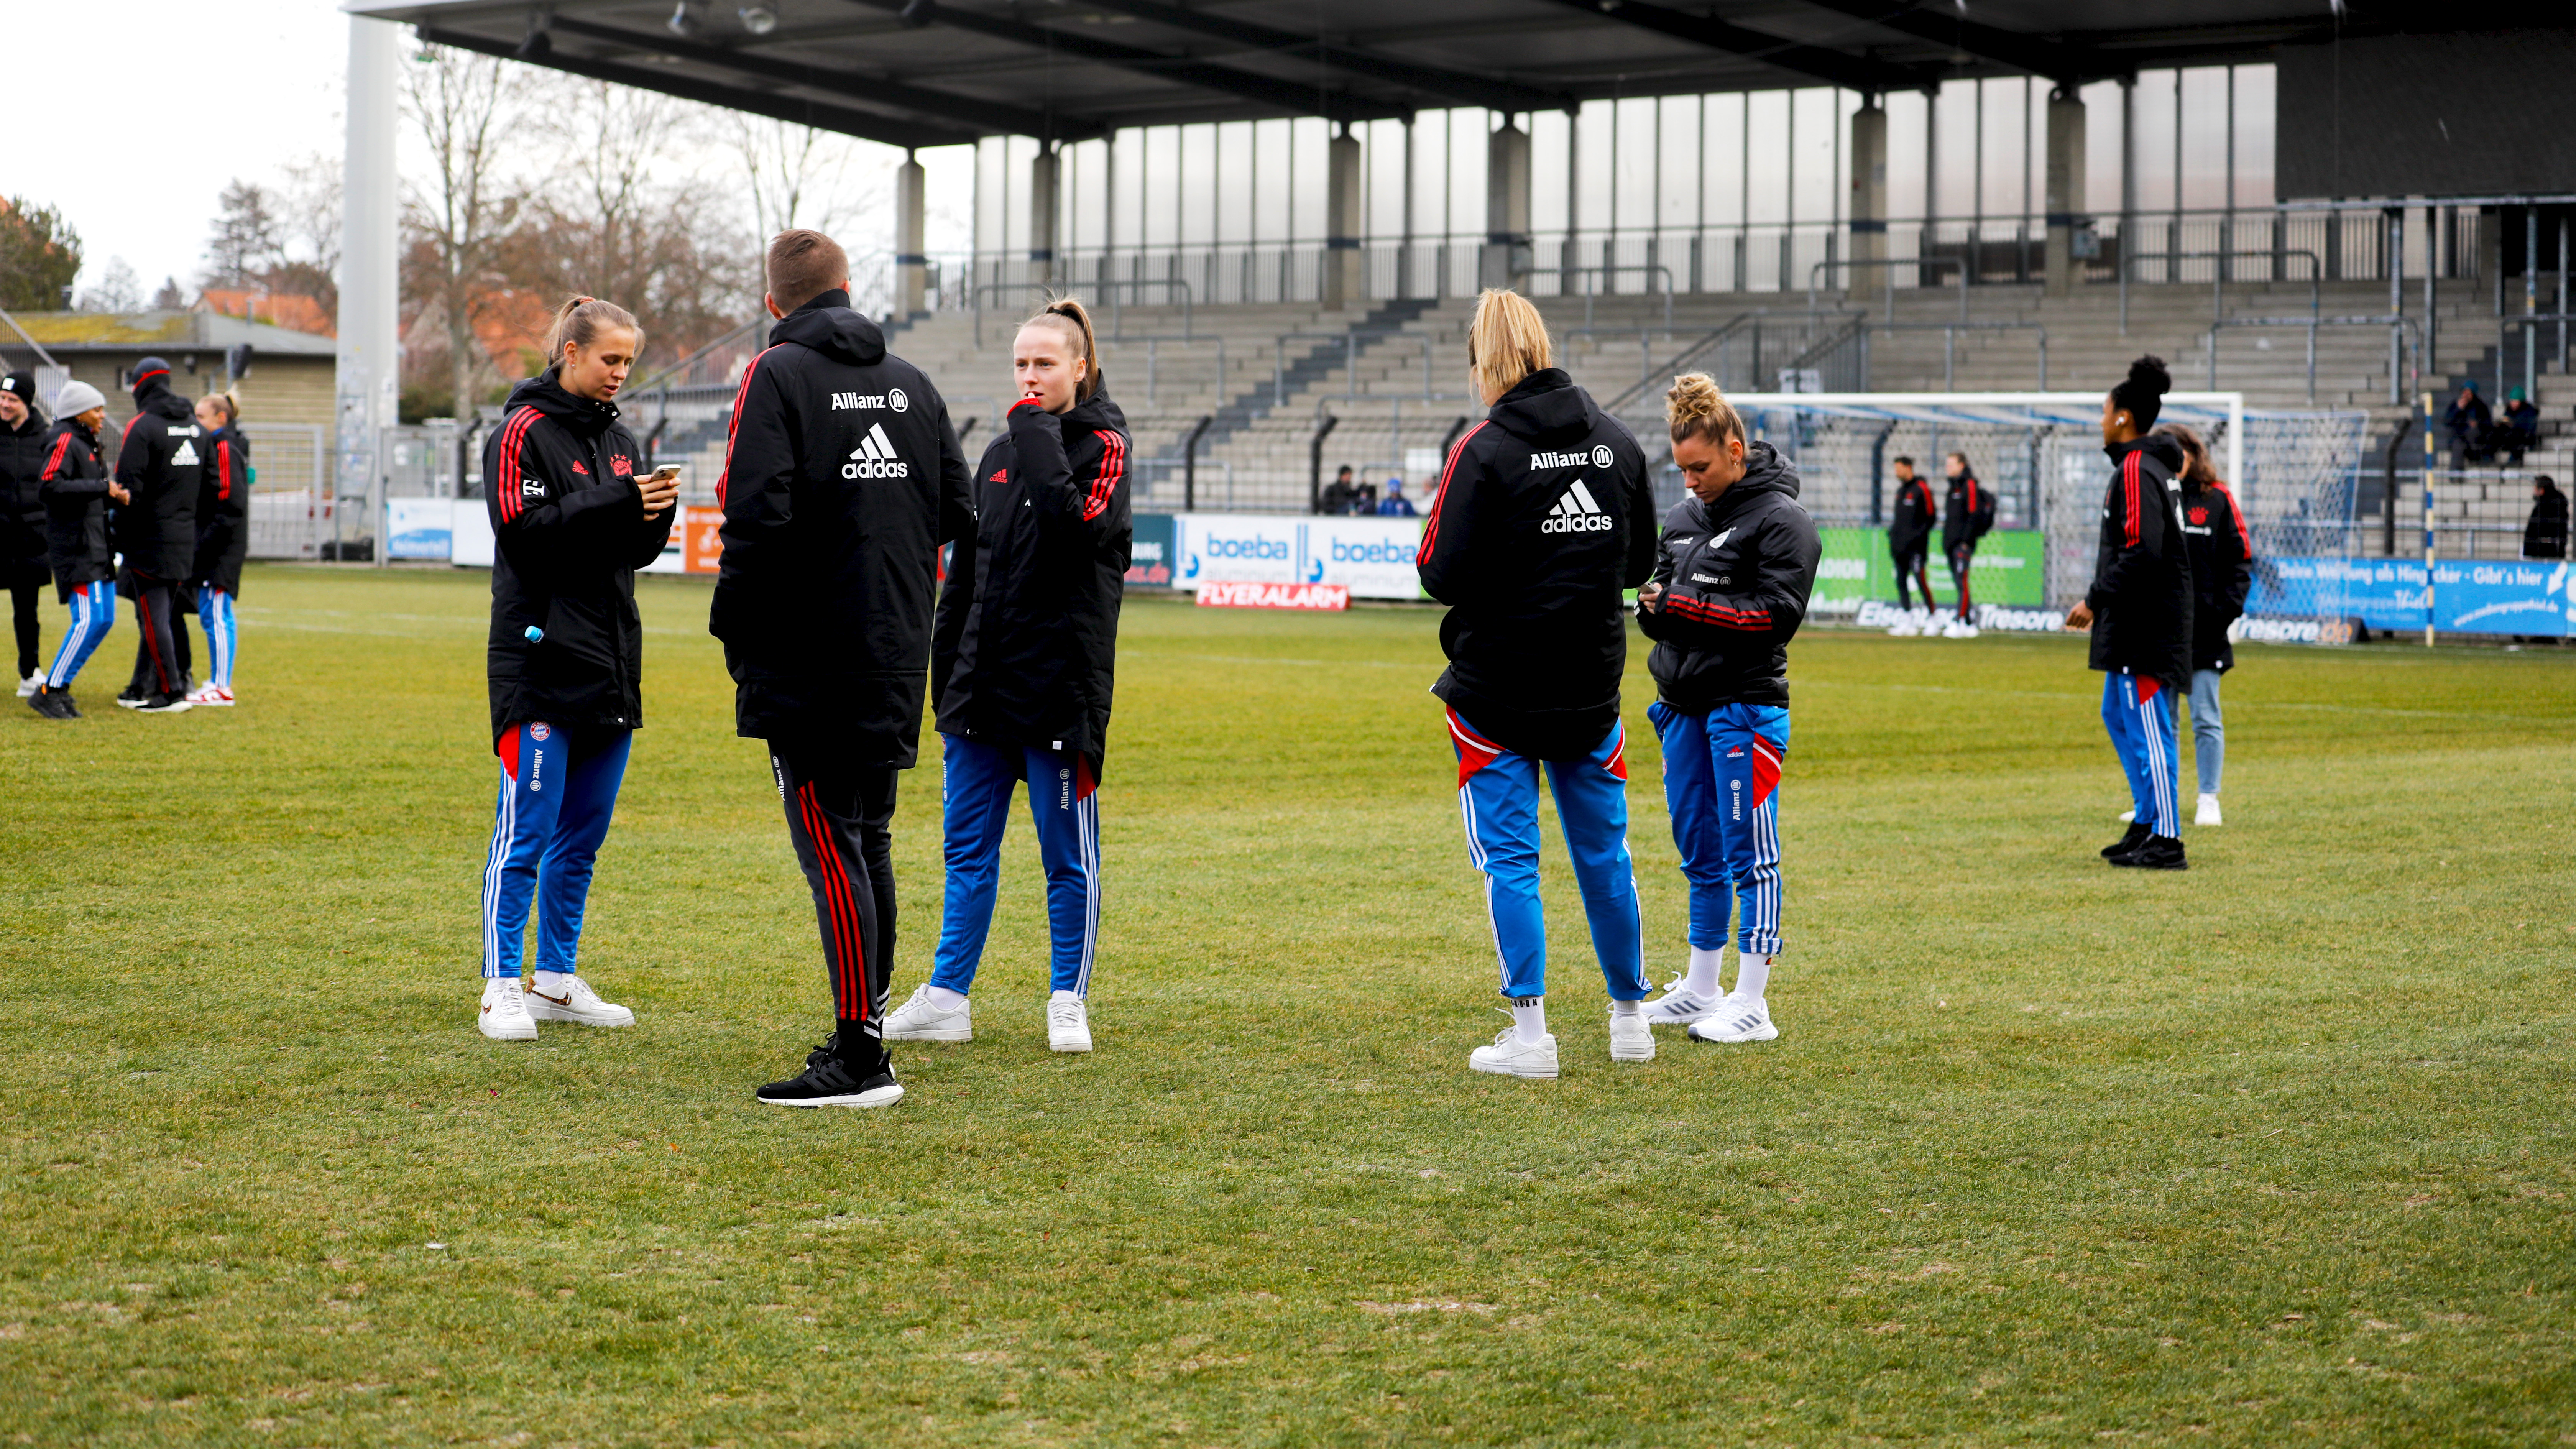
[2087, 432, 2195, 686]
[1636, 441, 1823, 711]
[38, 417, 112, 595]
[1887, 474, 1935, 557]
[483, 370, 675, 741]
[2181, 476, 2254, 673]
[932, 390, 1133, 782]
[1942, 468, 1995, 552]
[1, 408, 49, 578]
[192, 425, 252, 596]
[112, 376, 202, 581]
[712, 291, 976, 765]
[1415, 368, 1655, 761]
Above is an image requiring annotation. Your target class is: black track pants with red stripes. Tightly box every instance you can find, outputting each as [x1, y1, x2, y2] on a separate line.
[770, 748, 900, 1043]
[124, 576, 182, 695]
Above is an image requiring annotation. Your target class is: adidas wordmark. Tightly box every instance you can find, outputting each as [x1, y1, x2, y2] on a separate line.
[843, 422, 910, 480]
[1540, 479, 1614, 534]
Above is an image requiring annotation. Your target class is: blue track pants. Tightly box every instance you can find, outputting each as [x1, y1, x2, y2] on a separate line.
[44, 580, 115, 688]
[2102, 670, 2181, 838]
[929, 733, 1101, 998]
[1651, 700, 1791, 957]
[197, 585, 237, 689]
[479, 721, 632, 979]
[1449, 709, 1650, 1002]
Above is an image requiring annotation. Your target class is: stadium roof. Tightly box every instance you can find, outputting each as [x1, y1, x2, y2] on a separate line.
[344, 0, 2471, 150]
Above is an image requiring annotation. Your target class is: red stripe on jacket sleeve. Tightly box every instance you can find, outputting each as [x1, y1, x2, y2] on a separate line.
[2122, 453, 2141, 547]
[40, 433, 72, 481]
[1084, 430, 1126, 521]
[217, 440, 232, 501]
[715, 345, 781, 509]
[2215, 481, 2251, 558]
[1415, 420, 1487, 567]
[496, 407, 540, 522]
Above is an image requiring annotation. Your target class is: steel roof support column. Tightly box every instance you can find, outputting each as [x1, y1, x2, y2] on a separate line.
[1485, 117, 1532, 292]
[2044, 87, 2087, 298]
[1326, 125, 1364, 311]
[336, 13, 399, 544]
[895, 154, 928, 316]
[1849, 97, 1887, 304]
[1029, 146, 1060, 290]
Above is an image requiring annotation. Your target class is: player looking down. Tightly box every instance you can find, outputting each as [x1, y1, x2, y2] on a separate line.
[891, 297, 1132, 1056]
[714, 230, 976, 1109]
[1415, 288, 1656, 1079]
[475, 296, 680, 1038]
[2066, 356, 2194, 871]
[1634, 375, 1823, 1044]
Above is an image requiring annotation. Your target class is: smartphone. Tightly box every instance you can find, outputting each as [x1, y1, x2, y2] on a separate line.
[646, 465, 682, 483]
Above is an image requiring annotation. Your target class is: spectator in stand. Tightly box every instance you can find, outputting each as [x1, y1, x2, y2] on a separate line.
[1320, 465, 1356, 516]
[0, 371, 51, 696]
[1348, 477, 1379, 515]
[1378, 478, 1416, 516]
[2445, 382, 2494, 463]
[2498, 387, 2541, 465]
[2525, 475, 2569, 559]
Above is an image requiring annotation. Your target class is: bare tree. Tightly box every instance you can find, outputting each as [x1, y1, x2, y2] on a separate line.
[727, 116, 895, 314]
[77, 256, 141, 314]
[203, 180, 282, 290]
[402, 45, 529, 419]
[272, 154, 343, 319]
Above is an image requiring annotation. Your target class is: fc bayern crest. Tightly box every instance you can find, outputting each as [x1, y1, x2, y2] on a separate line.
[530, 722, 551, 741]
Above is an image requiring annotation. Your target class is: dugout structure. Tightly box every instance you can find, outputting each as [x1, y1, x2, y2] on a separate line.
[1646, 393, 2367, 638]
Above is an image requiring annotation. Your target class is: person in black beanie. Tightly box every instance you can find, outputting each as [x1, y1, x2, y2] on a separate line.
[112, 356, 202, 713]
[0, 370, 52, 694]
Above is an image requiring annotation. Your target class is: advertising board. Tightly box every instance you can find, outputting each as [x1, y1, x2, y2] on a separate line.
[1173, 513, 1425, 600]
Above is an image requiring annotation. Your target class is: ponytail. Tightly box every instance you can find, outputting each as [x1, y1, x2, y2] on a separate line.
[1026, 296, 1103, 401]
[544, 295, 640, 368]
[197, 391, 240, 428]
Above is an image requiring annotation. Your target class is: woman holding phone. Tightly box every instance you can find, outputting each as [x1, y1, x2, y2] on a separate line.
[474, 295, 681, 1041]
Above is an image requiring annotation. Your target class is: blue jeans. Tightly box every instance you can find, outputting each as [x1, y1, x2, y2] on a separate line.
[479, 721, 632, 978]
[928, 734, 1101, 998]
[2188, 668, 2225, 797]
[2101, 671, 2181, 838]
[1449, 710, 1649, 1002]
[1651, 700, 1791, 957]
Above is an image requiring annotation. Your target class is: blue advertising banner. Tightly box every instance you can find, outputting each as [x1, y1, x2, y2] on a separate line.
[1127, 513, 1178, 588]
[2249, 555, 2576, 637]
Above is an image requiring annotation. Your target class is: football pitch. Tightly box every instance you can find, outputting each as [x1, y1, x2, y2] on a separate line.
[2, 564, 2571, 1446]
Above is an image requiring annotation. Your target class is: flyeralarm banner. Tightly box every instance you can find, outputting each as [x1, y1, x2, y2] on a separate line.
[1196, 581, 1351, 610]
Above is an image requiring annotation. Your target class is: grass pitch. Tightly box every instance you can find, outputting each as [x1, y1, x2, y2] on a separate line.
[2, 564, 2572, 1447]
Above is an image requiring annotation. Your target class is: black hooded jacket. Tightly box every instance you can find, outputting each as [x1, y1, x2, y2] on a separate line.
[1941, 468, 1994, 552]
[2525, 480, 2569, 560]
[483, 370, 675, 740]
[1636, 441, 1824, 711]
[2087, 431, 2195, 685]
[38, 417, 112, 595]
[112, 377, 202, 581]
[2181, 475, 2254, 673]
[191, 424, 252, 596]
[1887, 474, 1936, 557]
[1, 407, 49, 567]
[932, 389, 1133, 781]
[711, 291, 975, 766]
[1416, 368, 1655, 761]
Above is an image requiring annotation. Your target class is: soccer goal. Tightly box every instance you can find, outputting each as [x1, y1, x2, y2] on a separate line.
[1646, 392, 2369, 641]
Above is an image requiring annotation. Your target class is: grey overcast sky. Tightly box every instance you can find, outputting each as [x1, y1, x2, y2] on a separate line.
[14, 0, 351, 300]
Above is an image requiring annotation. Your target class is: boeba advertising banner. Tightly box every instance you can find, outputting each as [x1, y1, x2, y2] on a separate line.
[1174, 513, 1425, 600]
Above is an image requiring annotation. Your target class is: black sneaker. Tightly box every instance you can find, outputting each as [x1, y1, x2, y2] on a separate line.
[2100, 821, 2152, 860]
[2109, 835, 2188, 871]
[28, 686, 77, 720]
[134, 692, 193, 714]
[115, 685, 146, 710]
[755, 1034, 902, 1109]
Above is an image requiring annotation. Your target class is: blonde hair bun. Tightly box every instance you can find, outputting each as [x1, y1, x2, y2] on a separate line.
[1665, 372, 1743, 447]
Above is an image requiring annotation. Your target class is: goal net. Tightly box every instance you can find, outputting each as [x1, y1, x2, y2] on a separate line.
[1613, 392, 2368, 640]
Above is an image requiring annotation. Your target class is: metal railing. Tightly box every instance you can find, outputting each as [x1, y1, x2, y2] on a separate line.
[971, 277, 1193, 345]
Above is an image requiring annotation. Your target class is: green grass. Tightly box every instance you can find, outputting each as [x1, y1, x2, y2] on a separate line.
[2, 564, 2571, 1447]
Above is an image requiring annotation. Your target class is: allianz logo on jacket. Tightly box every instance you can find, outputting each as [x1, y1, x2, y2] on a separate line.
[830, 388, 908, 412]
[1541, 479, 1615, 534]
[844, 422, 910, 480]
[1531, 445, 1614, 471]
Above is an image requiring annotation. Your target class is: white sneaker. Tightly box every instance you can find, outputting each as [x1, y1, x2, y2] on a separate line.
[1688, 998, 1779, 1044]
[1608, 1011, 1655, 1062]
[1954, 621, 1980, 639]
[1046, 992, 1092, 1053]
[1641, 971, 1725, 1028]
[884, 983, 974, 1041]
[1886, 618, 1918, 637]
[185, 684, 235, 707]
[2195, 794, 2223, 826]
[478, 978, 537, 1040]
[524, 975, 634, 1027]
[15, 673, 41, 698]
[1469, 1024, 1559, 1079]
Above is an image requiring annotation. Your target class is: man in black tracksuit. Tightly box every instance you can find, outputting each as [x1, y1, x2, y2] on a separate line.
[712, 234, 975, 1108]
[113, 358, 203, 711]
[28, 385, 118, 718]
[1885, 455, 1936, 618]
[1, 372, 54, 689]
[2069, 357, 2193, 869]
[1939, 452, 1994, 632]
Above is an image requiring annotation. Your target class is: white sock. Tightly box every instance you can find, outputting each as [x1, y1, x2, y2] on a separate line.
[1510, 996, 1548, 1044]
[1051, 989, 1083, 1005]
[532, 969, 571, 996]
[1735, 952, 1773, 1003]
[926, 985, 968, 1010]
[1685, 946, 1725, 997]
[1610, 999, 1642, 1018]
